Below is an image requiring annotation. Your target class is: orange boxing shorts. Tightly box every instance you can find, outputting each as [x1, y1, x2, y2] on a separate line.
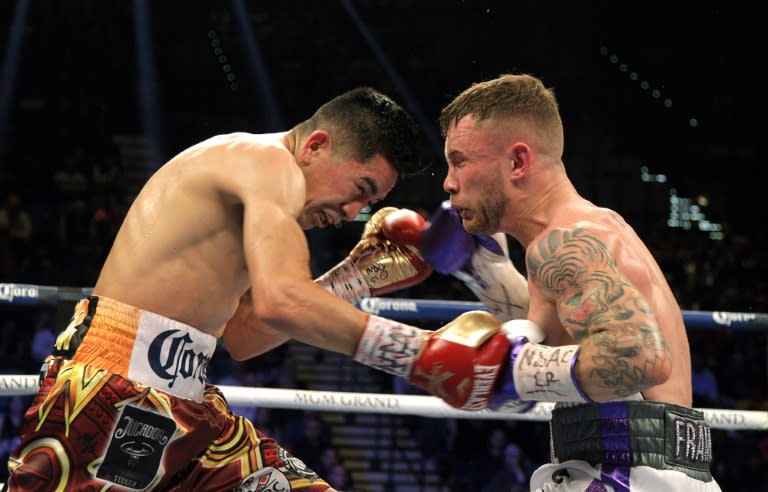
[3, 296, 330, 491]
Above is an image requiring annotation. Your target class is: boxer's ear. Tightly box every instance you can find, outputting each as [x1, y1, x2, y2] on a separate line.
[301, 130, 330, 161]
[507, 141, 532, 179]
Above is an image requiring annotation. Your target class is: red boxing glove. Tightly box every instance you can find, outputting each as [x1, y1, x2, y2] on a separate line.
[353, 310, 510, 411]
[316, 207, 432, 303]
[409, 311, 510, 410]
[380, 208, 428, 248]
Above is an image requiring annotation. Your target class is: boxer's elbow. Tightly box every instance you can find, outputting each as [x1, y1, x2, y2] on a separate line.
[220, 288, 284, 361]
[224, 329, 288, 361]
[250, 280, 309, 336]
[632, 329, 673, 393]
[586, 325, 672, 399]
[649, 336, 673, 387]
[223, 333, 251, 361]
[222, 318, 274, 361]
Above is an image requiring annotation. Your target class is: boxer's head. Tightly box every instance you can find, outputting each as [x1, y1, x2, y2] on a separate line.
[295, 87, 429, 229]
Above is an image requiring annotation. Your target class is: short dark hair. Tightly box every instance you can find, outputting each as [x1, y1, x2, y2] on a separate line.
[300, 87, 428, 176]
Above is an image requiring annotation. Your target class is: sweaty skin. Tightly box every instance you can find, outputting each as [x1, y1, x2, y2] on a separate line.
[444, 114, 689, 406]
[524, 207, 686, 405]
[93, 131, 396, 363]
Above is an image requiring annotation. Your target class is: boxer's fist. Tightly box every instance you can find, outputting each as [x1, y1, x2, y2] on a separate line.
[487, 319, 545, 413]
[349, 207, 432, 293]
[500, 318, 545, 345]
[419, 201, 476, 274]
[316, 207, 432, 303]
[408, 310, 511, 411]
[420, 201, 529, 321]
[380, 208, 427, 248]
[352, 310, 514, 411]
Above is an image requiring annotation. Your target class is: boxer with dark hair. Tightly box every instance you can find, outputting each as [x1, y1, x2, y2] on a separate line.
[3, 87, 452, 492]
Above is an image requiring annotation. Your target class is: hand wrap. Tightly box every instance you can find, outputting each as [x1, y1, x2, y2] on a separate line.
[489, 319, 593, 410]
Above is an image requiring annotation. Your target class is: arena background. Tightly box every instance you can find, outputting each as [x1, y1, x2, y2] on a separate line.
[0, 1, 765, 490]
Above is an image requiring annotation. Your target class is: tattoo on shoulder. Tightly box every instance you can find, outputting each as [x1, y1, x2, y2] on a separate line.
[526, 227, 648, 340]
[527, 227, 668, 398]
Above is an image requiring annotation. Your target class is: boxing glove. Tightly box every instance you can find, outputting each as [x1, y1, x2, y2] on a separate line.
[420, 201, 529, 321]
[316, 207, 432, 303]
[487, 319, 544, 413]
[488, 319, 593, 410]
[353, 310, 511, 411]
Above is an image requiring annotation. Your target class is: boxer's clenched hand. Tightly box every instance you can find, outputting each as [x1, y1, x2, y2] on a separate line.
[315, 207, 432, 303]
[419, 201, 529, 321]
[353, 310, 512, 411]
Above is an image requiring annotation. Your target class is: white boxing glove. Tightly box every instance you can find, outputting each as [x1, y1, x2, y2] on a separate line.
[453, 232, 530, 322]
[488, 319, 546, 413]
[500, 318, 545, 344]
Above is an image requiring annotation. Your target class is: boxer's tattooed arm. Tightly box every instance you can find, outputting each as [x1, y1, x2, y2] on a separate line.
[526, 227, 671, 399]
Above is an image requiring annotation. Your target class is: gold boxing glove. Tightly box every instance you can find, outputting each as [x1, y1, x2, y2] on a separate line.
[315, 207, 432, 303]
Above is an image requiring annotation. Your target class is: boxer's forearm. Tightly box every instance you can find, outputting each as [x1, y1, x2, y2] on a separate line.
[572, 326, 672, 401]
[251, 280, 368, 356]
[224, 323, 290, 360]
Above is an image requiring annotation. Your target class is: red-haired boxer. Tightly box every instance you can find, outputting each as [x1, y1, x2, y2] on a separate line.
[432, 73, 722, 491]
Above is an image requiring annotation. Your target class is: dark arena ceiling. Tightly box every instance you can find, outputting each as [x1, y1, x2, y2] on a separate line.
[0, 0, 763, 231]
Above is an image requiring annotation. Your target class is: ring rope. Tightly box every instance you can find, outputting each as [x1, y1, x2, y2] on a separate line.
[1, 282, 767, 331]
[0, 374, 764, 431]
[2, 283, 765, 431]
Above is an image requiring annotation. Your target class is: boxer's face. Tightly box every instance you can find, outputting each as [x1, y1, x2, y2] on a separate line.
[300, 153, 397, 230]
[297, 130, 398, 230]
[443, 114, 506, 235]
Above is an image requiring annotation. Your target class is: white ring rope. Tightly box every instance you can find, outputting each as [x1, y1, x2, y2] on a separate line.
[2, 283, 765, 432]
[1, 374, 764, 431]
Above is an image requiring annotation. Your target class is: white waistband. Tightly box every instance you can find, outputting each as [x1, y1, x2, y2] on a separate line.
[128, 310, 216, 402]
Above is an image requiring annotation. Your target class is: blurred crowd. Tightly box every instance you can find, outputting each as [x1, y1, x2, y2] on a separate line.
[0, 2, 764, 489]
[0, 137, 766, 490]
